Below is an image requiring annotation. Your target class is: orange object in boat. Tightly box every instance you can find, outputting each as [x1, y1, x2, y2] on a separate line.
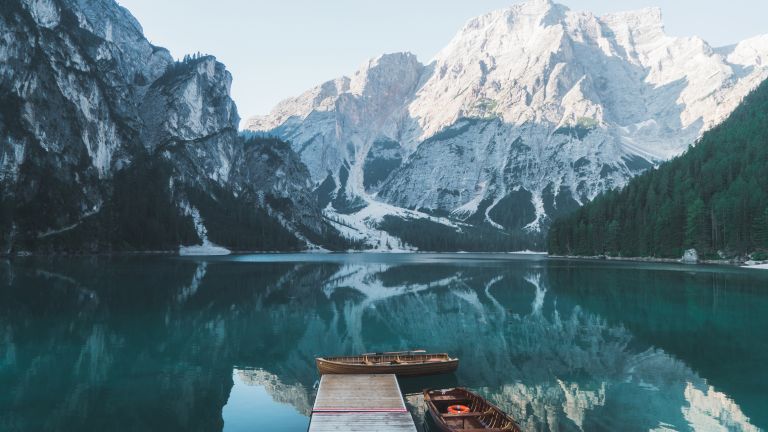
[447, 405, 471, 414]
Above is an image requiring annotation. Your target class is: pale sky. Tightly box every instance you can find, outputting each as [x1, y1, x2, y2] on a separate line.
[117, 0, 768, 123]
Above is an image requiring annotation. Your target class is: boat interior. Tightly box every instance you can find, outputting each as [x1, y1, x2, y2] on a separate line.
[327, 353, 452, 365]
[427, 390, 515, 431]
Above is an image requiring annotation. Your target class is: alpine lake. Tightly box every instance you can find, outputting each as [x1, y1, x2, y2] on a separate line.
[1, 253, 766, 432]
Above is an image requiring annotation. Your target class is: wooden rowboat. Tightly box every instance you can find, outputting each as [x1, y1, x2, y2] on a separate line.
[315, 351, 458, 376]
[424, 388, 521, 432]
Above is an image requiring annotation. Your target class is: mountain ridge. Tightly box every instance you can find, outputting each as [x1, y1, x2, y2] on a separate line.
[0, 0, 344, 254]
[248, 0, 768, 248]
[4, 0, 768, 253]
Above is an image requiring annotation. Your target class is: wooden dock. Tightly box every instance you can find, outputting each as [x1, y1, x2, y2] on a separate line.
[308, 374, 417, 432]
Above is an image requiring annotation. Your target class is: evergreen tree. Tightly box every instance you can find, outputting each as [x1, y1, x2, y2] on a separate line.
[685, 198, 707, 250]
[549, 77, 768, 258]
[605, 220, 621, 255]
[754, 207, 768, 249]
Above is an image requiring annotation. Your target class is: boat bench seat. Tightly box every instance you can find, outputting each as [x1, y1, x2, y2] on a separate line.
[457, 428, 513, 432]
[458, 429, 514, 432]
[443, 412, 487, 418]
[430, 396, 466, 401]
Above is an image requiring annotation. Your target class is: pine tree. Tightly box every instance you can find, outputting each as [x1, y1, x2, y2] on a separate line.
[685, 198, 706, 250]
[605, 220, 620, 255]
[753, 207, 768, 249]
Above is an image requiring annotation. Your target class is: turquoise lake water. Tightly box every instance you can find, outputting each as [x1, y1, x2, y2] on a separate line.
[0, 254, 766, 431]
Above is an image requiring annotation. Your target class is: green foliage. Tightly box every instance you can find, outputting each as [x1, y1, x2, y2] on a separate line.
[19, 158, 199, 253]
[0, 196, 13, 253]
[153, 53, 214, 88]
[685, 198, 707, 250]
[554, 118, 598, 140]
[487, 190, 536, 230]
[363, 158, 401, 189]
[605, 220, 620, 254]
[331, 165, 366, 214]
[577, 117, 599, 129]
[186, 187, 304, 252]
[4, 132, 363, 254]
[549, 79, 768, 258]
[109, 158, 199, 251]
[753, 207, 768, 249]
[472, 98, 500, 120]
[380, 216, 541, 252]
[315, 173, 336, 209]
[542, 185, 581, 221]
[363, 140, 403, 191]
[424, 119, 480, 144]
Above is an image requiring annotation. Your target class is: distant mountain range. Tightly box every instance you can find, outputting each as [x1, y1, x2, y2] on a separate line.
[247, 0, 768, 250]
[2, 0, 767, 254]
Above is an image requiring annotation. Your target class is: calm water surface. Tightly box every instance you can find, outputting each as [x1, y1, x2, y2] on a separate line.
[0, 254, 766, 431]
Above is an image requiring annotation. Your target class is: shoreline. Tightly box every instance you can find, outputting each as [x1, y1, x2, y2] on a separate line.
[0, 250, 308, 259]
[2, 251, 764, 269]
[547, 254, 759, 267]
[0, 249, 548, 258]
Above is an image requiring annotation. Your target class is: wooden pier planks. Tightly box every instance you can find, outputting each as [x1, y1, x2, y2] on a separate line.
[308, 412, 417, 431]
[308, 374, 417, 432]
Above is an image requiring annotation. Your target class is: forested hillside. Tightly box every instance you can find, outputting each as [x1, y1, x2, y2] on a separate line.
[548, 79, 768, 259]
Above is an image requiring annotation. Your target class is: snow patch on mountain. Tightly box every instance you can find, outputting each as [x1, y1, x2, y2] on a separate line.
[247, 0, 768, 240]
[179, 203, 231, 256]
[324, 197, 465, 251]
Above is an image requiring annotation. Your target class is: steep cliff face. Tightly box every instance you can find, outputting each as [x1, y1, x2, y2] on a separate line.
[1, 0, 171, 247]
[0, 0, 335, 253]
[248, 0, 768, 243]
[249, 52, 425, 194]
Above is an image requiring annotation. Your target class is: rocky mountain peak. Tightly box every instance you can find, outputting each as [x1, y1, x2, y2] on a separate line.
[513, 0, 567, 24]
[454, 0, 566, 44]
[248, 2, 768, 246]
[349, 52, 423, 97]
[141, 55, 239, 158]
[726, 34, 768, 66]
[601, 6, 663, 29]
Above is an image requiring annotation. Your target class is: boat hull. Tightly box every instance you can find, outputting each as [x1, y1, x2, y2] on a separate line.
[316, 357, 458, 377]
[424, 388, 521, 432]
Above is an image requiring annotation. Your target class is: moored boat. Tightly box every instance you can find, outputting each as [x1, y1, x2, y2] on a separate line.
[424, 388, 521, 431]
[315, 351, 458, 376]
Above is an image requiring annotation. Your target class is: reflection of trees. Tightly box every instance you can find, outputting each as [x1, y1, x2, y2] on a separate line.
[0, 259, 249, 432]
[546, 262, 768, 429]
[0, 258, 761, 432]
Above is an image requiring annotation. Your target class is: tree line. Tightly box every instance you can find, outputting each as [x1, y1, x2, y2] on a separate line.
[549, 79, 768, 259]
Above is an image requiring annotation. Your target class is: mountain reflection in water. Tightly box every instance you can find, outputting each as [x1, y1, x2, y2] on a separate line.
[0, 254, 765, 432]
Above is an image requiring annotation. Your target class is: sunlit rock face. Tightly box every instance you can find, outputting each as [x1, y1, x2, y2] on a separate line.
[248, 53, 424, 187]
[142, 59, 238, 151]
[248, 0, 768, 236]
